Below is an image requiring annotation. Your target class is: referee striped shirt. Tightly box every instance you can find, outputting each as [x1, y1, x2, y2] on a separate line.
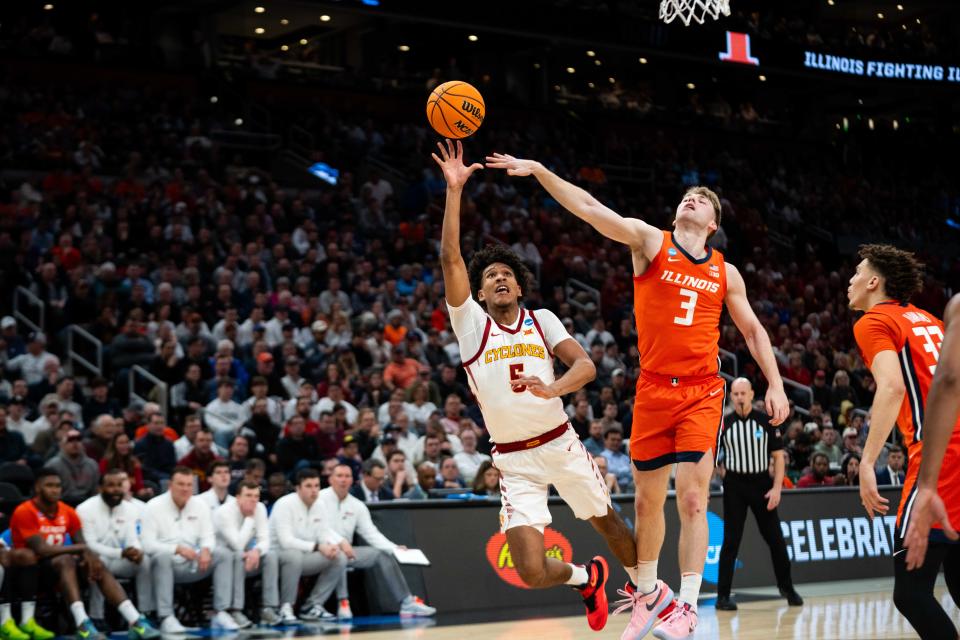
[719, 409, 784, 475]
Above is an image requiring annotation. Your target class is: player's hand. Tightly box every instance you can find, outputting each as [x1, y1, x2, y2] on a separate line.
[858, 464, 889, 519]
[765, 386, 789, 426]
[484, 153, 541, 177]
[318, 543, 338, 559]
[83, 551, 104, 582]
[244, 548, 261, 572]
[765, 487, 781, 511]
[431, 139, 482, 190]
[197, 548, 212, 573]
[122, 547, 143, 564]
[339, 541, 357, 561]
[512, 376, 558, 399]
[176, 545, 198, 561]
[904, 487, 958, 570]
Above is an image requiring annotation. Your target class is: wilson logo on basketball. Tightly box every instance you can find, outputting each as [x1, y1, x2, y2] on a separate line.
[485, 528, 574, 589]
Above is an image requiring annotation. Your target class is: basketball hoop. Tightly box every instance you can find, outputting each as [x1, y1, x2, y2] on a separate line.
[659, 0, 730, 26]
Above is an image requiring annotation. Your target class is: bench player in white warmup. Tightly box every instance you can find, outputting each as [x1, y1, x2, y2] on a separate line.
[433, 139, 638, 631]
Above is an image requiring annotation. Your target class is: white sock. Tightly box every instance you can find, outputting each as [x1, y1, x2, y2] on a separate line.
[21, 601, 35, 624]
[118, 600, 140, 625]
[70, 601, 88, 626]
[0, 603, 11, 624]
[679, 572, 702, 610]
[565, 564, 590, 587]
[624, 565, 639, 586]
[636, 560, 658, 594]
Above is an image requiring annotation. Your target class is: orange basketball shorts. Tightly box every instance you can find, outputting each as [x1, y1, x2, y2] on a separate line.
[630, 372, 726, 471]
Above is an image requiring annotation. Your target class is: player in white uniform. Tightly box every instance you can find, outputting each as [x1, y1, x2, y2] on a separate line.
[434, 139, 638, 631]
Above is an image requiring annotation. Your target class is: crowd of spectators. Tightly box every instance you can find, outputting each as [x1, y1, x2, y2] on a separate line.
[1, 23, 957, 507]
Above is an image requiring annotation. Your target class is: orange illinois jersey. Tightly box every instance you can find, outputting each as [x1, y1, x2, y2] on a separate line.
[10, 499, 81, 549]
[853, 301, 960, 535]
[853, 301, 948, 446]
[633, 231, 727, 377]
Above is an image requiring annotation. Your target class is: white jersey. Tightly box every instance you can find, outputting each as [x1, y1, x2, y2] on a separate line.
[447, 298, 571, 443]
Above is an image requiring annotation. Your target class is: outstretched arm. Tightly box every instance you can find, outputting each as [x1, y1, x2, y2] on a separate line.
[724, 263, 789, 425]
[484, 153, 662, 259]
[434, 139, 483, 307]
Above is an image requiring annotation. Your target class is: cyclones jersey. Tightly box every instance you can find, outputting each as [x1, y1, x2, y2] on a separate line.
[448, 297, 571, 443]
[854, 300, 960, 532]
[633, 231, 728, 377]
[10, 499, 81, 549]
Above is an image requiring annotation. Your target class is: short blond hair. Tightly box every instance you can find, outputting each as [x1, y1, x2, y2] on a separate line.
[682, 186, 722, 238]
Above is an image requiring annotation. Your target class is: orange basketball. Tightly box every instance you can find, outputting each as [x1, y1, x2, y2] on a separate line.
[426, 80, 485, 139]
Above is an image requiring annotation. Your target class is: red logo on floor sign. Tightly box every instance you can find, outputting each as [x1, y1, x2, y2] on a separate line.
[719, 31, 759, 66]
[485, 527, 574, 589]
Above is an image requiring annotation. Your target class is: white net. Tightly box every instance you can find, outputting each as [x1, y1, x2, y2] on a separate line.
[659, 0, 731, 26]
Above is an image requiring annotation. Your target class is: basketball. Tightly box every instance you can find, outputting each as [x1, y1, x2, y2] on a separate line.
[426, 80, 485, 139]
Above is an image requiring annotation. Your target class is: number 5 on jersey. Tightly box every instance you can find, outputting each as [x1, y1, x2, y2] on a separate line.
[509, 363, 526, 393]
[674, 288, 699, 326]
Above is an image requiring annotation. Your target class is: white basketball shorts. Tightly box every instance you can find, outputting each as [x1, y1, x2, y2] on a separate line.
[492, 426, 611, 532]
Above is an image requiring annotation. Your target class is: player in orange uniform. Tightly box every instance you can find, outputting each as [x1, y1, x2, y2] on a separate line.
[9, 469, 159, 640]
[851, 247, 960, 640]
[486, 154, 789, 640]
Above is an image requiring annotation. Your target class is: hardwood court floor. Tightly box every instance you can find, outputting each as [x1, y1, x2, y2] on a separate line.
[332, 579, 957, 640]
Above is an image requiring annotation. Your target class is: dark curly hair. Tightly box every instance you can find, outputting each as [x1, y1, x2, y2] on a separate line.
[467, 244, 533, 305]
[858, 244, 924, 304]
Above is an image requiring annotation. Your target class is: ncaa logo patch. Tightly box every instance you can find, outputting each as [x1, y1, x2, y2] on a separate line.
[524, 318, 534, 326]
[668, 248, 678, 256]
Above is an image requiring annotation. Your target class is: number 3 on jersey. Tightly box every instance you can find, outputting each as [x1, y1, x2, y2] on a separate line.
[509, 363, 526, 393]
[673, 288, 699, 326]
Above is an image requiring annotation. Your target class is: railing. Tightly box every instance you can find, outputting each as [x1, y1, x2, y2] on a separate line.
[208, 129, 281, 151]
[13, 286, 44, 334]
[129, 365, 168, 420]
[718, 347, 738, 378]
[782, 377, 814, 409]
[565, 278, 601, 314]
[65, 325, 102, 377]
[288, 124, 314, 159]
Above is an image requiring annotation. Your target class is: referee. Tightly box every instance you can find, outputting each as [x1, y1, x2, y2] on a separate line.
[716, 377, 803, 610]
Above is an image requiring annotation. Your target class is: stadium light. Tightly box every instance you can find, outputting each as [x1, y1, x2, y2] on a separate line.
[827, 0, 834, 5]
[759, 74, 767, 81]
[608, 77, 616, 83]
[892, 119, 899, 130]
[235, 118, 244, 126]
[254, 6, 265, 13]
[588, 82, 595, 88]
[281, 45, 289, 51]
[897, 4, 903, 10]
[533, 63, 541, 69]
[594, 60, 602, 66]
[280, 19, 289, 25]
[255, 27, 265, 34]
[686, 82, 696, 89]
[639, 57, 648, 64]
[43, 3, 53, 8]
[586, 50, 596, 57]
[299, 38, 308, 45]
[468, 34, 478, 41]
[877, 12, 884, 19]
[320, 15, 331, 22]
[210, 96, 218, 104]
[566, 67, 575, 74]
[398, 45, 410, 52]
[868, 118, 875, 130]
